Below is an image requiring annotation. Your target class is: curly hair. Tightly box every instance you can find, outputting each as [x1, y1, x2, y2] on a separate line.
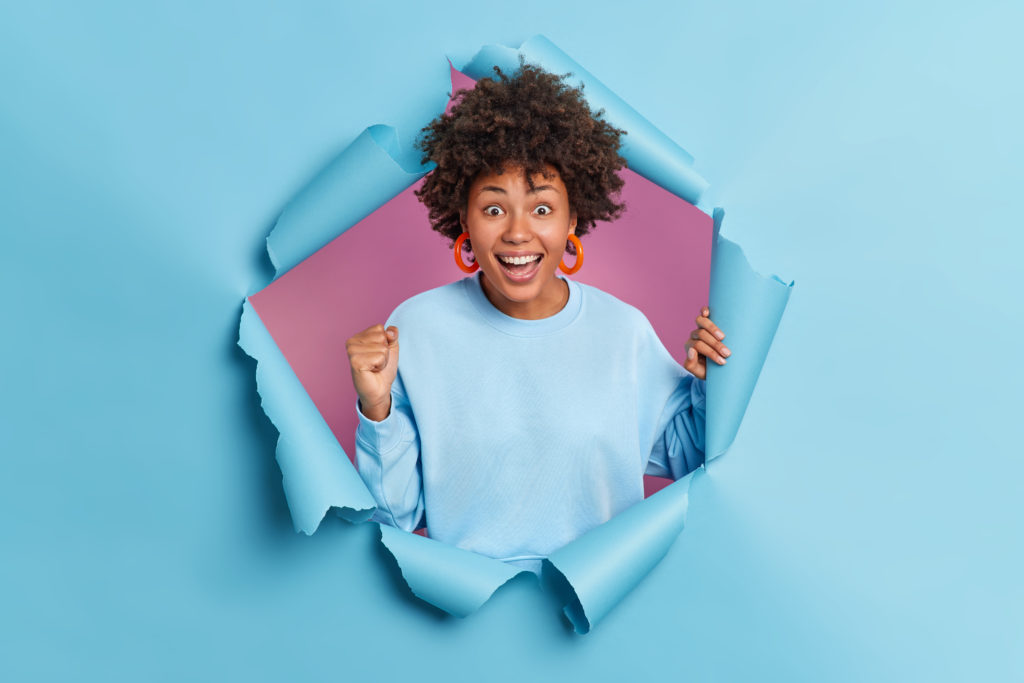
[415, 61, 627, 245]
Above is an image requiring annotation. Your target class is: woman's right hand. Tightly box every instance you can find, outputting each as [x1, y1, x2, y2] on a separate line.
[346, 324, 399, 421]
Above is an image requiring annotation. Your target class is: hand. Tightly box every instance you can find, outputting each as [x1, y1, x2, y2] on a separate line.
[346, 324, 399, 421]
[683, 306, 730, 380]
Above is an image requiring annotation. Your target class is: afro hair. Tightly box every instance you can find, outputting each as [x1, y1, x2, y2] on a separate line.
[414, 61, 628, 245]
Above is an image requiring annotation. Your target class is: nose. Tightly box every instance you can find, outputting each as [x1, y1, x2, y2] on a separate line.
[501, 210, 533, 244]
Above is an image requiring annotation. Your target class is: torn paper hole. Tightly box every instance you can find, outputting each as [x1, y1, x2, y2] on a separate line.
[237, 35, 792, 633]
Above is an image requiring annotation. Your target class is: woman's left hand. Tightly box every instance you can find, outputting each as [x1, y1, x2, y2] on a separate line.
[683, 305, 730, 380]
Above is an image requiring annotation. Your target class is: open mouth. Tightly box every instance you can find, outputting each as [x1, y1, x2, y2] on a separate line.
[496, 254, 543, 282]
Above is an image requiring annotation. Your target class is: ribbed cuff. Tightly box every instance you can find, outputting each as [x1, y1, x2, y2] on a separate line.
[355, 396, 406, 454]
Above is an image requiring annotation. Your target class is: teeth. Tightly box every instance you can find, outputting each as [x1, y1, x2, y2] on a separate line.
[498, 254, 541, 265]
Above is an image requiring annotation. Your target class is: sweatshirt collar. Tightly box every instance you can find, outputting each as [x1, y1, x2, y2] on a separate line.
[463, 271, 583, 337]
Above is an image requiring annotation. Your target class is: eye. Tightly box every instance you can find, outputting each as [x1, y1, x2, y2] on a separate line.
[533, 204, 553, 216]
[484, 205, 505, 217]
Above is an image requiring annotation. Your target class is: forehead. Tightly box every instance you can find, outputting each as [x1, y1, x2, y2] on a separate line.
[469, 163, 565, 195]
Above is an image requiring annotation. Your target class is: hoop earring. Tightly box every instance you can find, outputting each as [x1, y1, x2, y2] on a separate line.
[454, 232, 479, 273]
[559, 234, 584, 275]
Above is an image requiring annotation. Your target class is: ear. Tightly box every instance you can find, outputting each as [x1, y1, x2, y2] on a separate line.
[569, 210, 578, 236]
[459, 209, 467, 233]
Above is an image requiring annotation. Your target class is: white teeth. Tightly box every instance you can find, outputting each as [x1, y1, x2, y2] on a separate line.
[498, 254, 541, 265]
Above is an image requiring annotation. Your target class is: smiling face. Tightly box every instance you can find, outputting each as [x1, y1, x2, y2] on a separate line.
[460, 164, 578, 320]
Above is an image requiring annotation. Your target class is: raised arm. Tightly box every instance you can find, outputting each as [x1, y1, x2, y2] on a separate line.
[347, 323, 424, 530]
[354, 375, 424, 530]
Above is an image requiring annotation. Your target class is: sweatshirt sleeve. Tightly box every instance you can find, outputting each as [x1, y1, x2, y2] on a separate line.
[645, 375, 707, 480]
[631, 310, 707, 480]
[354, 371, 425, 531]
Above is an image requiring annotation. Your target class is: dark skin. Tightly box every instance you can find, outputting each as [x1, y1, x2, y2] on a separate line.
[685, 306, 730, 380]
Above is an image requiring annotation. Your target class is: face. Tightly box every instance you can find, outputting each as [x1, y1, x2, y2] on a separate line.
[461, 164, 578, 320]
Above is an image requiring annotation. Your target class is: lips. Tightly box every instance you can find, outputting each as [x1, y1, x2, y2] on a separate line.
[496, 254, 543, 282]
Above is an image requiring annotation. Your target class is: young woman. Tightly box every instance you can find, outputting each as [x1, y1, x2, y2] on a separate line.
[346, 64, 730, 572]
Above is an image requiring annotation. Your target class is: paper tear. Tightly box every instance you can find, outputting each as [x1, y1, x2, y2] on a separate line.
[705, 208, 795, 460]
[445, 60, 477, 114]
[237, 300, 376, 532]
[378, 524, 527, 618]
[543, 472, 694, 633]
[267, 125, 430, 278]
[462, 35, 708, 204]
[237, 35, 792, 632]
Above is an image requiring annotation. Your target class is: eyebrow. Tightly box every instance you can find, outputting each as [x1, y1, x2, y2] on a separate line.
[477, 184, 561, 195]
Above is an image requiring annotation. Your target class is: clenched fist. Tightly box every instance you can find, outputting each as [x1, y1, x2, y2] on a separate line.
[346, 324, 399, 421]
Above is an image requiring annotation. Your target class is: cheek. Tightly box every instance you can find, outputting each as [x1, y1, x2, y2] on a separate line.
[545, 229, 571, 253]
[464, 228, 486, 253]
[465, 219, 498, 247]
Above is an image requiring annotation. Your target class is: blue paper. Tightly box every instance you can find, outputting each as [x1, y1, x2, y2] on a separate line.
[379, 525, 527, 618]
[267, 125, 431, 277]
[6, 5, 1019, 677]
[705, 209, 794, 459]
[543, 472, 694, 633]
[237, 300, 376, 532]
[462, 35, 709, 204]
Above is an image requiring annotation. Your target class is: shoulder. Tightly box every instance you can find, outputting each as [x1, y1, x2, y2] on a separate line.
[575, 281, 655, 333]
[385, 278, 472, 327]
[577, 282, 682, 372]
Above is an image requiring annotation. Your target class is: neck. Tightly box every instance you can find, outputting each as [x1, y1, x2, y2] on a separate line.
[479, 274, 569, 320]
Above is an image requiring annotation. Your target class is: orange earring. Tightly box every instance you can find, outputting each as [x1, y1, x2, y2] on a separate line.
[454, 232, 479, 273]
[559, 234, 584, 275]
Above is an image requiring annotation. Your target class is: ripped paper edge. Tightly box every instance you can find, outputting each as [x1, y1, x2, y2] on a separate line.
[237, 35, 792, 632]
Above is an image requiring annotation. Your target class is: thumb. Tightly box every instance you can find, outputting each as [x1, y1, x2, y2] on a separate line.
[683, 346, 697, 371]
[385, 326, 399, 347]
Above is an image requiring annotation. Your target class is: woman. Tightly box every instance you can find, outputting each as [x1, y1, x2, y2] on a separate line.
[346, 63, 730, 572]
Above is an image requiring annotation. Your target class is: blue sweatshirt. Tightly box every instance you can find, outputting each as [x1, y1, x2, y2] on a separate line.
[355, 272, 706, 571]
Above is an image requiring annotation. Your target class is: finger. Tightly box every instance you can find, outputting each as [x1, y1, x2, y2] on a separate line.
[683, 346, 697, 371]
[351, 350, 389, 372]
[684, 347, 706, 379]
[363, 328, 390, 347]
[688, 327, 729, 356]
[693, 328, 730, 357]
[692, 339, 727, 365]
[696, 310, 725, 341]
[349, 331, 385, 350]
[696, 306, 724, 340]
[350, 340, 390, 368]
[347, 339, 389, 356]
[385, 325, 399, 346]
[361, 323, 389, 340]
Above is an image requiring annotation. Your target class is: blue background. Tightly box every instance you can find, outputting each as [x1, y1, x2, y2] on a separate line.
[2, 1, 1021, 680]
